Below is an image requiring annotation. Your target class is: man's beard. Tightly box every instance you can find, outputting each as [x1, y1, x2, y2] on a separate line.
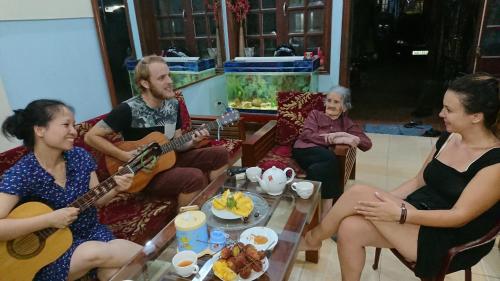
[150, 83, 174, 100]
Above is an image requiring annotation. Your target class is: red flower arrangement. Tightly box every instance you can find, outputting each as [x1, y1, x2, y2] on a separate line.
[204, 0, 221, 25]
[226, 0, 250, 23]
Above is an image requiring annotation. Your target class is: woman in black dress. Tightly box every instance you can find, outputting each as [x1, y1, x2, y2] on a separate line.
[301, 73, 500, 280]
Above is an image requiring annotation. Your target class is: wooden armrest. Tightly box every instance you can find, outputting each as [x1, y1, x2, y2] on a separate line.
[333, 144, 351, 156]
[190, 115, 245, 141]
[449, 220, 500, 256]
[242, 120, 277, 167]
[329, 144, 357, 189]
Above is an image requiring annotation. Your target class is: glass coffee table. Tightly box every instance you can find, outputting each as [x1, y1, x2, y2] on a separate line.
[109, 174, 321, 281]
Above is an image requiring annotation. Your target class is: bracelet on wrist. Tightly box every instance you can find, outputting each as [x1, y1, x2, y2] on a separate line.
[399, 203, 407, 224]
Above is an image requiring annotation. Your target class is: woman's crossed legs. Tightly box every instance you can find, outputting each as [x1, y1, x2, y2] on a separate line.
[303, 184, 420, 281]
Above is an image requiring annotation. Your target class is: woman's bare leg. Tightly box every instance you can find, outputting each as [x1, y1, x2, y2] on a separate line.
[321, 198, 333, 219]
[68, 239, 142, 281]
[304, 184, 418, 254]
[337, 216, 392, 281]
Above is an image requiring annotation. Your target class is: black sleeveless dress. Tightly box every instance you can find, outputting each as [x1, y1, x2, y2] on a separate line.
[405, 132, 500, 278]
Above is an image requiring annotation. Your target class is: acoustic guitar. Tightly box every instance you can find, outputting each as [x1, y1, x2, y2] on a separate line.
[105, 110, 240, 193]
[0, 150, 158, 281]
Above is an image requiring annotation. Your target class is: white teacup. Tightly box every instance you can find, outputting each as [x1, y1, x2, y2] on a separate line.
[246, 166, 262, 182]
[172, 250, 199, 277]
[291, 181, 314, 199]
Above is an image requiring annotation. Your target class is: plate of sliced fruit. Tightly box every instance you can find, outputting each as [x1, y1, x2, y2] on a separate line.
[212, 242, 269, 281]
[211, 190, 254, 220]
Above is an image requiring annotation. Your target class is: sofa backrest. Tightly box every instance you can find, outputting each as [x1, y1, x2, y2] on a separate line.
[0, 91, 192, 180]
[275, 91, 325, 146]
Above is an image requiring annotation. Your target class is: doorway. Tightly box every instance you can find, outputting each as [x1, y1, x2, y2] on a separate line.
[344, 0, 484, 131]
[92, 0, 136, 105]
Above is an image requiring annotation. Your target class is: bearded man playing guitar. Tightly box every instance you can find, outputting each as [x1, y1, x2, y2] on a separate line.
[85, 55, 229, 208]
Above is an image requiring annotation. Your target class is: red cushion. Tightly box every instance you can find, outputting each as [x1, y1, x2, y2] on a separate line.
[0, 146, 29, 176]
[257, 146, 306, 178]
[209, 138, 242, 157]
[98, 193, 177, 244]
[275, 91, 325, 146]
[175, 90, 192, 133]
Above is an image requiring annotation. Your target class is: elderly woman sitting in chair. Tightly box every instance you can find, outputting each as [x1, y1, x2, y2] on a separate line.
[292, 86, 372, 218]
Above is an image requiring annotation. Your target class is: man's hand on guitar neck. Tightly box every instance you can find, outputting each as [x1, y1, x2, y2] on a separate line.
[179, 127, 210, 151]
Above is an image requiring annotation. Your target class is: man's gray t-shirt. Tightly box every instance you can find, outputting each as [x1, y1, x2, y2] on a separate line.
[104, 95, 181, 141]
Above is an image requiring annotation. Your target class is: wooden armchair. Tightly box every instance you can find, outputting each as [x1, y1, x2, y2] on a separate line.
[372, 220, 500, 281]
[241, 91, 357, 195]
[190, 114, 245, 166]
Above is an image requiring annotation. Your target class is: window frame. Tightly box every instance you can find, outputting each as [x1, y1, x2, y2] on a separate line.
[133, 0, 226, 62]
[227, 0, 332, 72]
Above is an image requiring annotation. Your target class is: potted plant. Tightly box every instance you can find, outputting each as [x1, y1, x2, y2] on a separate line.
[226, 0, 250, 57]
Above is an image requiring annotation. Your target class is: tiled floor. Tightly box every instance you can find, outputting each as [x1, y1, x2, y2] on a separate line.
[289, 133, 500, 281]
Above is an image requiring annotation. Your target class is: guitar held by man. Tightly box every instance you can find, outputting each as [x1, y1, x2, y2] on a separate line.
[105, 110, 240, 193]
[84, 55, 234, 208]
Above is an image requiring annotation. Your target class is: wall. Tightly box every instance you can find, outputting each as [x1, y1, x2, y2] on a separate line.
[0, 77, 20, 152]
[181, 75, 229, 116]
[318, 0, 344, 91]
[0, 0, 112, 124]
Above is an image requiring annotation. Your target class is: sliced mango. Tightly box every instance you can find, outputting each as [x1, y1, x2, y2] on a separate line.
[213, 260, 237, 281]
[212, 190, 254, 217]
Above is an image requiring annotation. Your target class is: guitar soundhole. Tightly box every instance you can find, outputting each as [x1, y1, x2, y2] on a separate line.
[7, 233, 45, 259]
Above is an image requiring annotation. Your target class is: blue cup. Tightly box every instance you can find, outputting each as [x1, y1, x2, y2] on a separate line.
[209, 229, 227, 252]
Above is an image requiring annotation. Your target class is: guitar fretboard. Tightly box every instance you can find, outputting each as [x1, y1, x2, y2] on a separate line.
[159, 119, 221, 154]
[36, 166, 135, 239]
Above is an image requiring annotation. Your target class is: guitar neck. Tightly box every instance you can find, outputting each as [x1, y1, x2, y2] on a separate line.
[36, 166, 134, 240]
[159, 119, 220, 154]
[68, 166, 134, 211]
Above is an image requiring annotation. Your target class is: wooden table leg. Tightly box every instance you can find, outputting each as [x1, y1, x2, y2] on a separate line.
[305, 203, 320, 263]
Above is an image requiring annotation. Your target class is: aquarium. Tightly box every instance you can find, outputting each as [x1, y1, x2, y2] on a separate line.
[224, 57, 320, 111]
[226, 72, 318, 111]
[127, 59, 216, 95]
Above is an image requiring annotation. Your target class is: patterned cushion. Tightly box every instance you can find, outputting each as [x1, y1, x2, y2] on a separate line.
[0, 146, 29, 176]
[97, 192, 176, 245]
[175, 90, 192, 133]
[209, 139, 243, 157]
[275, 91, 325, 146]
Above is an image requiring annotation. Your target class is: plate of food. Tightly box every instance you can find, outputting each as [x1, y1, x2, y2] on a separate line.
[212, 242, 269, 281]
[239, 227, 278, 251]
[211, 190, 254, 220]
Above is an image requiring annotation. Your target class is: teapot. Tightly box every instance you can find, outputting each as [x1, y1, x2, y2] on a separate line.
[257, 166, 296, 195]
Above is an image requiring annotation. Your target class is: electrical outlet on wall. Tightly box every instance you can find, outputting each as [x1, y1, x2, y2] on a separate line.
[214, 101, 227, 114]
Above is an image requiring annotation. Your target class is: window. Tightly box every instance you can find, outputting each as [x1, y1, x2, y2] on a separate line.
[135, 0, 225, 59]
[242, 0, 331, 69]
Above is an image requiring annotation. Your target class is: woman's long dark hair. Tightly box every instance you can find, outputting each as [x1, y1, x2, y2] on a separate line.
[2, 99, 73, 149]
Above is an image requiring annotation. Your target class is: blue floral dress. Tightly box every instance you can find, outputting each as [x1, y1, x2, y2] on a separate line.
[0, 147, 114, 281]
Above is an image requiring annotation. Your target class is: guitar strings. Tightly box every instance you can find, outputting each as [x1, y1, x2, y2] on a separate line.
[159, 117, 224, 154]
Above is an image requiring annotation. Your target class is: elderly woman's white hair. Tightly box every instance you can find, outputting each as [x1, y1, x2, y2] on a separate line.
[325, 86, 352, 111]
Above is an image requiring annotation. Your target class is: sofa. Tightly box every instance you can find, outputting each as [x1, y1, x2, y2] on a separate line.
[241, 91, 357, 195]
[0, 91, 244, 245]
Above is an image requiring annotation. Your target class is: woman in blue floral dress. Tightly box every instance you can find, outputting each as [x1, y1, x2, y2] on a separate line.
[0, 100, 142, 280]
